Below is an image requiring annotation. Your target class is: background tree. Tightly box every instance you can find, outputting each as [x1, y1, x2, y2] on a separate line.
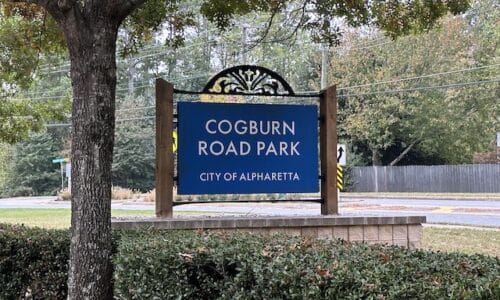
[330, 7, 498, 165]
[4, 129, 67, 196]
[0, 0, 471, 298]
[113, 96, 155, 192]
[113, 124, 155, 192]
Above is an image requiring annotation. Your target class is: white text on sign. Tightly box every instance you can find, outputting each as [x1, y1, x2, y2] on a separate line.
[198, 119, 301, 156]
[200, 172, 300, 182]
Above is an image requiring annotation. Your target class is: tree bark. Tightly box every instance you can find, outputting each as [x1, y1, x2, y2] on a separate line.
[371, 148, 383, 166]
[61, 12, 120, 300]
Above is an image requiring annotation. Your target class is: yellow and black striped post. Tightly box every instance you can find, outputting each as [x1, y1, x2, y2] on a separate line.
[336, 165, 343, 190]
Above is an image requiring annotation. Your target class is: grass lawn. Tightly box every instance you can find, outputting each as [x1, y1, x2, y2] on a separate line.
[0, 208, 235, 229]
[0, 208, 155, 229]
[1, 208, 498, 257]
[422, 227, 500, 257]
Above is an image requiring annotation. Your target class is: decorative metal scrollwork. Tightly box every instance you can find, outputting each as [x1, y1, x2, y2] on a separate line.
[202, 65, 295, 96]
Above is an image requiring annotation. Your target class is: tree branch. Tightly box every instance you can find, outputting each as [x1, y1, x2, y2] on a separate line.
[6, 0, 76, 21]
[110, 0, 147, 22]
[389, 140, 419, 166]
[245, 9, 278, 51]
[246, 0, 310, 51]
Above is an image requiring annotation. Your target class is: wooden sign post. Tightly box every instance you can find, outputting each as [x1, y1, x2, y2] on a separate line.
[155, 78, 174, 218]
[320, 85, 338, 215]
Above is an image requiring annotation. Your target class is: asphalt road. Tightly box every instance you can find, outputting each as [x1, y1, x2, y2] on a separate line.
[1, 195, 499, 227]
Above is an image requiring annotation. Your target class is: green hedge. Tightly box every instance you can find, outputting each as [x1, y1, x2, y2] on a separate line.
[0, 224, 69, 299]
[114, 231, 500, 299]
[1, 225, 499, 299]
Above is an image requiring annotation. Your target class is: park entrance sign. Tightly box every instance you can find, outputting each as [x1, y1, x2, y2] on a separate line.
[177, 102, 318, 194]
[155, 65, 338, 217]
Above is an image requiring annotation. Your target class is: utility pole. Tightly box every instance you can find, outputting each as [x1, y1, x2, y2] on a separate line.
[204, 18, 211, 72]
[321, 45, 328, 89]
[241, 25, 247, 65]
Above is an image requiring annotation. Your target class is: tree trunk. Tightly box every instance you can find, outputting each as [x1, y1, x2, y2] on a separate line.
[15, 1, 143, 299]
[389, 140, 418, 166]
[64, 18, 119, 300]
[372, 148, 383, 166]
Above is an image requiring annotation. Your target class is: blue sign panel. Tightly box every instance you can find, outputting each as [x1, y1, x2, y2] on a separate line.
[177, 102, 318, 194]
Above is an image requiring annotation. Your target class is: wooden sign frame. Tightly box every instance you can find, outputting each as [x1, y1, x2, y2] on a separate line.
[154, 67, 338, 218]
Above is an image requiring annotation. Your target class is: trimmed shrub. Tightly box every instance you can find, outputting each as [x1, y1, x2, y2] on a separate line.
[114, 231, 500, 300]
[1, 225, 499, 299]
[0, 224, 69, 299]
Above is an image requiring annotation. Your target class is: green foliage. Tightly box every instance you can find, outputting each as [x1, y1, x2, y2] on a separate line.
[4, 130, 67, 196]
[0, 4, 65, 88]
[0, 98, 69, 144]
[0, 223, 69, 299]
[200, 0, 284, 31]
[371, 0, 469, 38]
[122, 0, 197, 55]
[114, 230, 500, 299]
